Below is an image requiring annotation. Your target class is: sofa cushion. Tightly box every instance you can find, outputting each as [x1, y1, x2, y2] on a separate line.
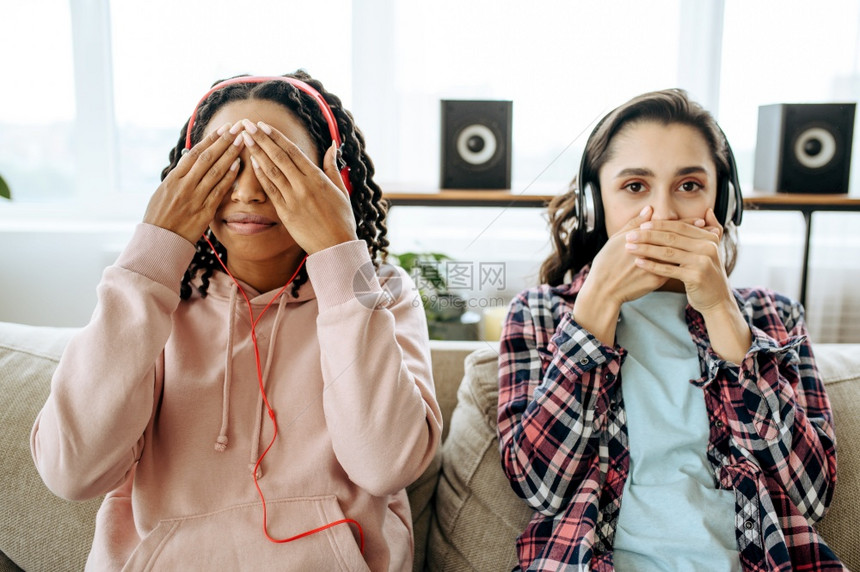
[813, 344, 860, 569]
[0, 322, 101, 571]
[426, 347, 533, 571]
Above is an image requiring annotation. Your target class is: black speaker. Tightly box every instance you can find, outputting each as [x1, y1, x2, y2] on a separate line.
[753, 103, 855, 194]
[440, 100, 512, 189]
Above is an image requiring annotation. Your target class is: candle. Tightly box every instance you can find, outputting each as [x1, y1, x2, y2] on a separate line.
[481, 305, 509, 341]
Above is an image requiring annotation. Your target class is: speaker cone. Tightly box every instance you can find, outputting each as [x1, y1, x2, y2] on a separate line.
[456, 124, 498, 166]
[793, 126, 837, 170]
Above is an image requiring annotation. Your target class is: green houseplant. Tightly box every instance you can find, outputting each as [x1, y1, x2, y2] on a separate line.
[0, 174, 10, 200]
[392, 251, 479, 340]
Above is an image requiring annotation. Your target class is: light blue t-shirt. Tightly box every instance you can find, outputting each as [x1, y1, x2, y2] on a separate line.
[613, 292, 740, 572]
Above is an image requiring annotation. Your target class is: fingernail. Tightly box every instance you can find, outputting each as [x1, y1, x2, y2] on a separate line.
[233, 133, 244, 147]
[640, 222, 653, 229]
[251, 156, 260, 170]
[626, 232, 638, 241]
[640, 206, 651, 216]
[625, 242, 638, 251]
[229, 122, 243, 135]
[241, 132, 255, 147]
[257, 121, 272, 135]
[230, 157, 240, 171]
[241, 119, 258, 134]
[694, 218, 706, 227]
[217, 123, 230, 136]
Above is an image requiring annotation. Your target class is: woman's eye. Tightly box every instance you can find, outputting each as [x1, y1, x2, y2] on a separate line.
[680, 181, 703, 192]
[624, 182, 645, 193]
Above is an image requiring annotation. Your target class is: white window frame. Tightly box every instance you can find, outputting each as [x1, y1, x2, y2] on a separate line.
[69, 0, 118, 204]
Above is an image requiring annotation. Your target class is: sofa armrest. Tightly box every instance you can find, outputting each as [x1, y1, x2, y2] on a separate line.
[0, 322, 102, 572]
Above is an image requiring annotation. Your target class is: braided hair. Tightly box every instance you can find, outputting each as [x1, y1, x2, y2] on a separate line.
[161, 70, 390, 299]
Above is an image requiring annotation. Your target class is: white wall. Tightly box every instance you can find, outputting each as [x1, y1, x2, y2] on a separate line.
[0, 222, 135, 327]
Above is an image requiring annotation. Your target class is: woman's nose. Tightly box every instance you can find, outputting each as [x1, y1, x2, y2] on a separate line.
[230, 157, 266, 203]
[649, 189, 679, 220]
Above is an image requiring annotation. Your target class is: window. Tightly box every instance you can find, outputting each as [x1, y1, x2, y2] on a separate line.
[109, 0, 352, 196]
[0, 1, 76, 202]
[718, 0, 860, 189]
[0, 0, 686, 205]
[355, 0, 682, 189]
[0, 0, 352, 209]
[718, 0, 860, 342]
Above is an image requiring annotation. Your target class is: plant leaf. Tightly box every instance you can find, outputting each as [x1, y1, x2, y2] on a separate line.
[0, 174, 10, 200]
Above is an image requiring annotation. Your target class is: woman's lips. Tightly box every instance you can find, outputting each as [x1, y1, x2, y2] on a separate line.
[222, 213, 277, 235]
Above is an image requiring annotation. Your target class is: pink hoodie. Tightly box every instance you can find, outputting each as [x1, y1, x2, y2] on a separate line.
[31, 223, 442, 571]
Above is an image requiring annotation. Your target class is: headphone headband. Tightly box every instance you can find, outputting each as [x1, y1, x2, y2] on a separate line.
[183, 75, 351, 193]
[575, 110, 743, 236]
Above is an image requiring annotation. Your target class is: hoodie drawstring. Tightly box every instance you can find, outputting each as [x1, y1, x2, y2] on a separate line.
[215, 284, 239, 452]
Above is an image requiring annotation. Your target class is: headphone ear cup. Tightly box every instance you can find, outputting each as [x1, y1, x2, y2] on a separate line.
[717, 127, 743, 227]
[582, 182, 597, 233]
[715, 176, 730, 225]
[715, 171, 743, 226]
[725, 179, 739, 226]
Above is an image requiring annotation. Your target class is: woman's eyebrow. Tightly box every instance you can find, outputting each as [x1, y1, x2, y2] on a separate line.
[675, 165, 709, 176]
[614, 165, 709, 178]
[614, 167, 654, 178]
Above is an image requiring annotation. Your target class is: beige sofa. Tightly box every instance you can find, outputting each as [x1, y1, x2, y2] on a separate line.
[1, 321, 858, 571]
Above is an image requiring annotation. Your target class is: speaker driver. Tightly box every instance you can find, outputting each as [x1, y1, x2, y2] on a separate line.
[456, 124, 498, 166]
[793, 126, 837, 170]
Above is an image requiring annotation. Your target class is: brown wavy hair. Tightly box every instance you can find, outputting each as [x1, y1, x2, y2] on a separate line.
[539, 88, 739, 286]
[161, 70, 390, 299]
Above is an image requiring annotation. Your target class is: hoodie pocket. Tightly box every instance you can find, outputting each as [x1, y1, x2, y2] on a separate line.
[123, 495, 369, 571]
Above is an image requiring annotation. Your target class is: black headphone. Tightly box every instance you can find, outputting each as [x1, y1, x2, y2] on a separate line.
[575, 116, 743, 238]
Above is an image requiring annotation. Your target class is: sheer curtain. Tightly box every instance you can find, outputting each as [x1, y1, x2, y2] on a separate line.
[0, 1, 76, 203]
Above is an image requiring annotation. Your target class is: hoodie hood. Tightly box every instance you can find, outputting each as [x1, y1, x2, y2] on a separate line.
[203, 267, 318, 307]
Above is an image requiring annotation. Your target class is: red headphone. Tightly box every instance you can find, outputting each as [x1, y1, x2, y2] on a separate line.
[184, 75, 352, 193]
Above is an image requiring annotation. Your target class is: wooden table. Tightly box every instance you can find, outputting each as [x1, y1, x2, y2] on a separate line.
[383, 188, 860, 308]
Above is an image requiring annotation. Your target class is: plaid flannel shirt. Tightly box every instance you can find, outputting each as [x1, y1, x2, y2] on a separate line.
[497, 267, 845, 571]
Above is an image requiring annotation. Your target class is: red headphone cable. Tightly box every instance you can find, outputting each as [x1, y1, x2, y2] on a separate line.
[204, 235, 365, 554]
